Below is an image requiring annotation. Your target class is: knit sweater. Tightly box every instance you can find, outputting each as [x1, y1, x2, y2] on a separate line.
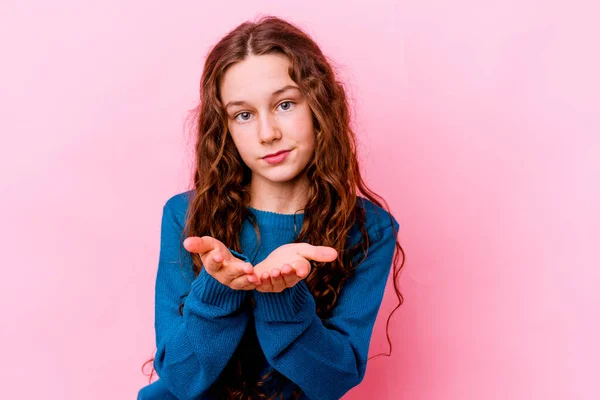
[137, 190, 400, 400]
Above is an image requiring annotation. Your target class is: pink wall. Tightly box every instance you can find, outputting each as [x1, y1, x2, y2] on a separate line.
[1, 1, 598, 399]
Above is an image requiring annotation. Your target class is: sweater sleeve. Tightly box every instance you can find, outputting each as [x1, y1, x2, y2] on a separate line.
[152, 197, 251, 400]
[252, 219, 400, 400]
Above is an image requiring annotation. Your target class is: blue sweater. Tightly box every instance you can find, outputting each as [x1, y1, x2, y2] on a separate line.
[138, 190, 400, 400]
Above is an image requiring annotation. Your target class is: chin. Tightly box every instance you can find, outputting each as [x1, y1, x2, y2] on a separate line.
[256, 167, 306, 183]
[264, 172, 302, 183]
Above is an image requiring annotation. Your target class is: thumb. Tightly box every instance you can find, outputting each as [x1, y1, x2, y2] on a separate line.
[184, 236, 223, 273]
[183, 236, 215, 256]
[296, 244, 338, 263]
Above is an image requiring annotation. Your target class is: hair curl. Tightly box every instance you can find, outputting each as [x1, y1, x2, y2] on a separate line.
[143, 15, 405, 399]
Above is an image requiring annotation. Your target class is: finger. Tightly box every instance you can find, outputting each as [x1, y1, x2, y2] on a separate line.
[260, 271, 271, 281]
[200, 248, 225, 273]
[256, 279, 274, 292]
[280, 264, 297, 287]
[269, 268, 286, 292]
[297, 244, 338, 262]
[183, 236, 216, 256]
[270, 268, 281, 278]
[258, 273, 274, 292]
[229, 275, 260, 291]
[202, 257, 222, 275]
[232, 262, 261, 285]
[291, 260, 311, 279]
[212, 249, 224, 263]
[237, 262, 255, 276]
[226, 261, 253, 279]
[246, 273, 262, 285]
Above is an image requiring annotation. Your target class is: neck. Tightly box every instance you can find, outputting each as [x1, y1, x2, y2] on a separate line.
[249, 175, 308, 214]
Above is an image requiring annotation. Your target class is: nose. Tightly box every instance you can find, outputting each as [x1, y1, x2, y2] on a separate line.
[257, 113, 282, 144]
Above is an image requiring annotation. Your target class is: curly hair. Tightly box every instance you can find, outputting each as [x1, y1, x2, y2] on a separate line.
[143, 15, 405, 399]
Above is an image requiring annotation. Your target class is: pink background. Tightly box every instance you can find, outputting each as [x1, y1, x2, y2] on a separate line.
[1, 1, 598, 399]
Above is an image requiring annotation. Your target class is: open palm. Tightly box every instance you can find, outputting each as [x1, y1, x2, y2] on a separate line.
[254, 243, 338, 293]
[183, 236, 259, 290]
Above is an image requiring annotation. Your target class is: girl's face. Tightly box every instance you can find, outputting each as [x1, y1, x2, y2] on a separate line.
[220, 53, 316, 187]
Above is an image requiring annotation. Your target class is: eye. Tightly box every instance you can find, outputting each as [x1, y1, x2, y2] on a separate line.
[278, 101, 295, 111]
[234, 112, 252, 122]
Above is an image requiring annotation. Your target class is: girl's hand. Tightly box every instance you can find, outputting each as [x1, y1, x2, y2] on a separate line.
[254, 243, 338, 293]
[183, 236, 260, 290]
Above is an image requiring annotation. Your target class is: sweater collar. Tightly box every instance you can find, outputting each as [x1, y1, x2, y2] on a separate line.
[248, 206, 305, 231]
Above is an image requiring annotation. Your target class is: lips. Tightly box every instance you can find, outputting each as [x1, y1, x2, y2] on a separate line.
[263, 150, 290, 159]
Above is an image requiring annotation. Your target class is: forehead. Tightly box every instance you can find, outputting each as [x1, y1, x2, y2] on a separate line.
[220, 54, 295, 102]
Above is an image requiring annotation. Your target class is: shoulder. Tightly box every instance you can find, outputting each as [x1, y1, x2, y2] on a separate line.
[356, 195, 400, 239]
[164, 189, 194, 210]
[162, 189, 195, 224]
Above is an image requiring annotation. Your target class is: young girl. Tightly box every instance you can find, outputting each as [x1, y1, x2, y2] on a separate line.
[138, 15, 404, 400]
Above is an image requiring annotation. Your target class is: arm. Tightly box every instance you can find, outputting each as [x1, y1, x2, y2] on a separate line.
[252, 220, 400, 400]
[152, 196, 251, 400]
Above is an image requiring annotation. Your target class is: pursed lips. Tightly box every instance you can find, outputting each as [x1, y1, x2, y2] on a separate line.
[263, 149, 291, 159]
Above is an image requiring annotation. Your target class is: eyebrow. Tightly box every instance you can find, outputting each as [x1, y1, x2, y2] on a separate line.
[224, 85, 301, 110]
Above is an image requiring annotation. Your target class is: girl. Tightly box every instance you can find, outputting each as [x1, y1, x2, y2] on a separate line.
[138, 15, 405, 400]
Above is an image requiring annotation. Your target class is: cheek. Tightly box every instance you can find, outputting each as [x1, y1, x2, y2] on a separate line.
[301, 120, 316, 149]
[229, 132, 251, 161]
[286, 108, 315, 140]
[229, 123, 254, 147]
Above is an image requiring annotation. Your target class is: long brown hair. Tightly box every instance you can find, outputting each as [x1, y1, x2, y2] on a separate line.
[143, 15, 405, 399]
